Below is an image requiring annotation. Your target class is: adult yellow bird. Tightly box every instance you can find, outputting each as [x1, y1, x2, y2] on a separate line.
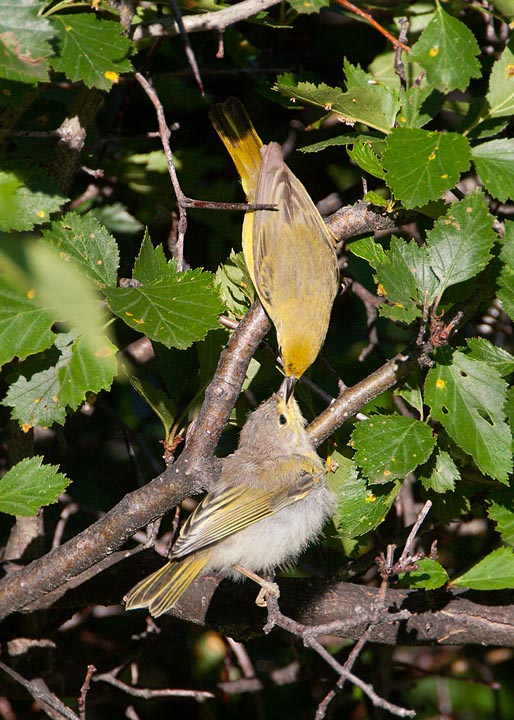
[210, 98, 339, 395]
[124, 382, 334, 617]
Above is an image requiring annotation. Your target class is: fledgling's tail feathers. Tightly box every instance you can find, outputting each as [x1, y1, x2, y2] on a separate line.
[124, 552, 209, 618]
[209, 97, 263, 201]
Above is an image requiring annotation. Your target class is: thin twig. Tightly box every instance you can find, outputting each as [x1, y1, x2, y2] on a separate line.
[398, 499, 432, 565]
[94, 669, 214, 700]
[132, 0, 283, 41]
[263, 594, 415, 718]
[0, 660, 79, 720]
[334, 0, 410, 52]
[78, 665, 96, 720]
[169, 0, 204, 95]
[394, 17, 409, 90]
[52, 498, 79, 549]
[135, 72, 276, 271]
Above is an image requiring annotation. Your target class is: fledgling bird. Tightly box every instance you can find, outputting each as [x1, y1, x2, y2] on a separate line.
[210, 98, 340, 395]
[124, 383, 334, 617]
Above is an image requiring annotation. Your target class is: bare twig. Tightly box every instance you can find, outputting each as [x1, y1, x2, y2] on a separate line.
[0, 661, 79, 720]
[135, 72, 276, 271]
[94, 667, 214, 700]
[350, 280, 383, 361]
[169, 0, 204, 95]
[398, 500, 432, 565]
[132, 0, 283, 41]
[333, 0, 410, 52]
[78, 665, 96, 720]
[394, 17, 409, 90]
[52, 499, 79, 549]
[263, 594, 415, 718]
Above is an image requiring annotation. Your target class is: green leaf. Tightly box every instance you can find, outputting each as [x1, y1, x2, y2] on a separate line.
[0, 456, 70, 516]
[382, 128, 471, 208]
[363, 191, 389, 208]
[420, 449, 460, 493]
[287, 0, 330, 14]
[425, 349, 512, 483]
[58, 334, 118, 411]
[347, 235, 386, 268]
[0, 275, 55, 367]
[426, 190, 496, 302]
[490, 0, 514, 18]
[408, 5, 480, 92]
[488, 489, 514, 546]
[466, 338, 514, 377]
[50, 14, 132, 90]
[351, 415, 436, 484]
[330, 453, 401, 537]
[0, 166, 67, 232]
[471, 139, 514, 202]
[105, 238, 224, 349]
[347, 139, 385, 179]
[453, 546, 514, 590]
[132, 229, 169, 285]
[130, 376, 177, 442]
[400, 558, 449, 590]
[486, 39, 514, 119]
[216, 250, 254, 315]
[274, 75, 399, 135]
[0, 1, 52, 83]
[4, 361, 67, 428]
[499, 221, 514, 319]
[41, 212, 120, 289]
[395, 374, 424, 418]
[91, 202, 144, 236]
[299, 135, 377, 153]
[397, 87, 443, 129]
[27, 241, 112, 347]
[374, 236, 436, 323]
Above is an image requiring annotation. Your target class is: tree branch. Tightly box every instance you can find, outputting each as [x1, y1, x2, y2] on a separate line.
[132, 0, 283, 42]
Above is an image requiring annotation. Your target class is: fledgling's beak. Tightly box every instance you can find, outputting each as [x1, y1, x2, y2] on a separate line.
[278, 375, 297, 403]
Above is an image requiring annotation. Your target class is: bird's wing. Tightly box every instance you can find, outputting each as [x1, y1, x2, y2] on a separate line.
[251, 143, 339, 377]
[170, 456, 321, 558]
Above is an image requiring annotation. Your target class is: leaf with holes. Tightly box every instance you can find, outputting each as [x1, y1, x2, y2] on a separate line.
[425, 349, 512, 483]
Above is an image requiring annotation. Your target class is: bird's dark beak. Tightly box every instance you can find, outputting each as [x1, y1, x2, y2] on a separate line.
[278, 376, 297, 403]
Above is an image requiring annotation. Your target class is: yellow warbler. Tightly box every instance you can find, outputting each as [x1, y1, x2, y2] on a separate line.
[210, 98, 339, 390]
[124, 382, 333, 617]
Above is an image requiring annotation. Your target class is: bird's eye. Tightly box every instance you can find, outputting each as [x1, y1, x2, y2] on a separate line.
[279, 413, 288, 426]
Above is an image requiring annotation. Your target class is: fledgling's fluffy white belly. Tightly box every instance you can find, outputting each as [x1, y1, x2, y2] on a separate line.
[205, 484, 334, 577]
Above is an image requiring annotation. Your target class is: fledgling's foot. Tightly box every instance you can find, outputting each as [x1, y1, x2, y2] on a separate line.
[255, 580, 280, 607]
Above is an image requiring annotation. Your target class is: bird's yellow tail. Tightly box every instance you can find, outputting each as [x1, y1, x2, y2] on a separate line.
[124, 552, 209, 617]
[209, 97, 263, 201]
